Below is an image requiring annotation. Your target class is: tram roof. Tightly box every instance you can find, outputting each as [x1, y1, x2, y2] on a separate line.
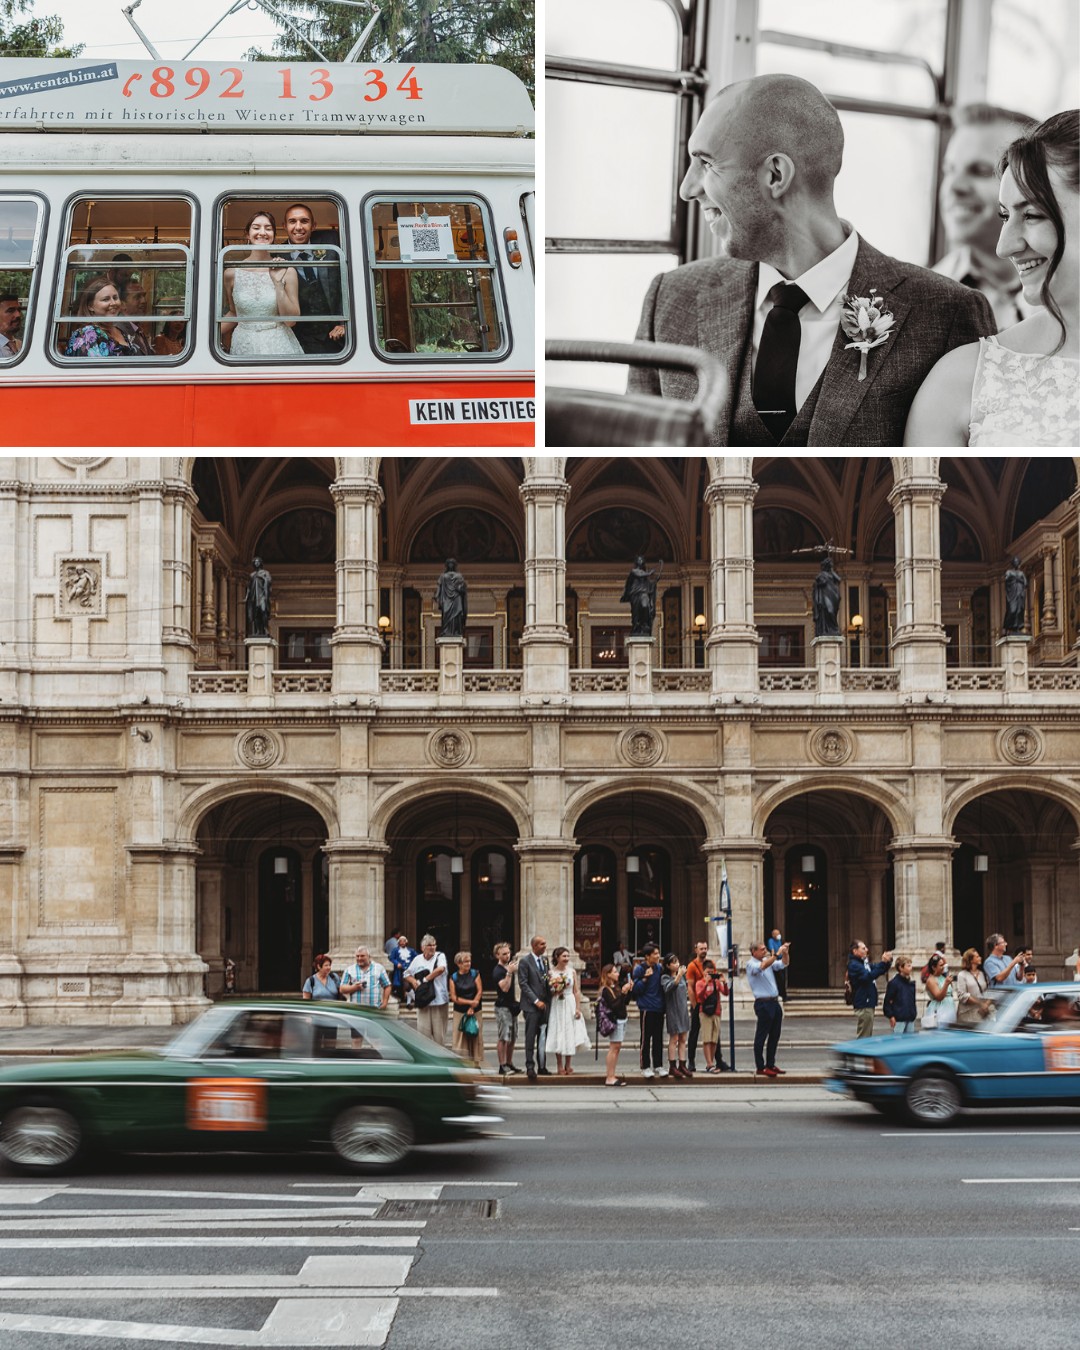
[0, 58, 534, 137]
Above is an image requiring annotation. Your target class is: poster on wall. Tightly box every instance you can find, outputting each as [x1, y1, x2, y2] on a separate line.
[574, 914, 602, 987]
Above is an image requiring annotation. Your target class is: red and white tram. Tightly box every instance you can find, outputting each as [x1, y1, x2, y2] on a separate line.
[0, 57, 534, 446]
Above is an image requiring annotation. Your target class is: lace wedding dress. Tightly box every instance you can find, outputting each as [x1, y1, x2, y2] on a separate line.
[969, 336, 1078, 446]
[230, 268, 304, 358]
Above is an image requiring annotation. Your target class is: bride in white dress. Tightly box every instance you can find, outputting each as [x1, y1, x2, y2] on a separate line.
[905, 109, 1078, 447]
[221, 211, 303, 358]
[544, 946, 588, 1075]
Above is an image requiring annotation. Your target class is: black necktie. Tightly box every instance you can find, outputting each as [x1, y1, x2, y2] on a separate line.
[295, 250, 313, 282]
[753, 281, 809, 440]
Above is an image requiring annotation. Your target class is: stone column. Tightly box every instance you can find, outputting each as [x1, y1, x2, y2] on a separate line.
[246, 636, 274, 705]
[1041, 549, 1058, 629]
[515, 840, 577, 951]
[519, 463, 571, 702]
[122, 843, 210, 1025]
[161, 477, 196, 696]
[436, 636, 465, 706]
[324, 841, 390, 958]
[625, 634, 655, 703]
[812, 634, 844, 703]
[705, 457, 759, 700]
[889, 460, 947, 694]
[998, 633, 1031, 697]
[890, 839, 954, 967]
[0, 846, 26, 1027]
[702, 839, 769, 1003]
[1028, 853, 1059, 969]
[197, 863, 225, 998]
[330, 473, 384, 698]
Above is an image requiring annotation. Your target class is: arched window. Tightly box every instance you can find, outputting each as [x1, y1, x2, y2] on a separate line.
[575, 846, 617, 986]
[416, 847, 460, 959]
[472, 848, 515, 964]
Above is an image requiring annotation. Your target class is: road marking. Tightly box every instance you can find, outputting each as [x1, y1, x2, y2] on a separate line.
[961, 1177, 1080, 1184]
[492, 1134, 546, 1140]
[291, 1180, 521, 1188]
[0, 1217, 415, 1232]
[0, 1237, 422, 1249]
[54, 1186, 370, 1205]
[882, 1131, 1080, 1138]
[0, 1188, 67, 1204]
[0, 1253, 415, 1293]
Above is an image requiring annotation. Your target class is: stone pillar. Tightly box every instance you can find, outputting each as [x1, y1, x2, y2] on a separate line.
[330, 474, 384, 698]
[889, 461, 947, 694]
[197, 864, 225, 998]
[436, 636, 465, 706]
[161, 477, 196, 695]
[1028, 853, 1059, 969]
[1041, 549, 1058, 629]
[705, 458, 759, 700]
[812, 635, 844, 702]
[0, 846, 26, 1027]
[625, 634, 655, 702]
[519, 463, 571, 702]
[702, 839, 769, 1003]
[246, 636, 274, 705]
[324, 842, 390, 958]
[515, 840, 577, 951]
[998, 633, 1031, 696]
[122, 843, 210, 1025]
[890, 839, 954, 967]
[200, 549, 215, 631]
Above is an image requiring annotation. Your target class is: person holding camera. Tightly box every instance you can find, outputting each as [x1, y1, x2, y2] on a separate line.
[847, 940, 894, 1038]
[921, 951, 958, 1030]
[984, 933, 1029, 991]
[746, 939, 789, 1077]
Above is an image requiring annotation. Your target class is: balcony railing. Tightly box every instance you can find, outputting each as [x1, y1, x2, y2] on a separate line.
[381, 670, 439, 694]
[758, 668, 817, 693]
[189, 671, 248, 695]
[946, 669, 1005, 692]
[571, 669, 629, 693]
[463, 671, 523, 693]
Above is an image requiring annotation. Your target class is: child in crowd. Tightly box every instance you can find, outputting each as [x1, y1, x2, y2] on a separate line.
[883, 955, 917, 1034]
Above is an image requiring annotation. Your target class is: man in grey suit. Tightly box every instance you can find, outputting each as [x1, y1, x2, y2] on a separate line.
[518, 935, 551, 1081]
[629, 74, 996, 447]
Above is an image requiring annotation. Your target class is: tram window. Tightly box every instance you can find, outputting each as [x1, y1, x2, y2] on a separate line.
[214, 198, 350, 363]
[0, 196, 42, 366]
[548, 0, 681, 71]
[366, 198, 507, 360]
[52, 197, 194, 363]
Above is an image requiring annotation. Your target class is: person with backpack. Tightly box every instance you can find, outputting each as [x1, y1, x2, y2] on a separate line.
[695, 959, 732, 1072]
[882, 955, 918, 1034]
[632, 943, 666, 1079]
[597, 962, 633, 1086]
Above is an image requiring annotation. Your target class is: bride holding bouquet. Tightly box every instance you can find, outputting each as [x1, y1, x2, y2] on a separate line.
[544, 946, 588, 1075]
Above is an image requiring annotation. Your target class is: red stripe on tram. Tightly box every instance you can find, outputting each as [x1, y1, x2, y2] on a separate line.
[5, 380, 536, 447]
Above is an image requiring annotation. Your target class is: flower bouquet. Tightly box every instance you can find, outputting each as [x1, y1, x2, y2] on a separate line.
[547, 971, 569, 999]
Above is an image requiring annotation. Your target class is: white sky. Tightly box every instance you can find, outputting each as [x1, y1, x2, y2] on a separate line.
[34, 0, 328, 61]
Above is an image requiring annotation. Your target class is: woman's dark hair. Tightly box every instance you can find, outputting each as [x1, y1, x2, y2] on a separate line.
[600, 962, 616, 985]
[663, 952, 679, 967]
[551, 946, 569, 964]
[998, 109, 1079, 356]
[313, 953, 331, 969]
[244, 209, 277, 238]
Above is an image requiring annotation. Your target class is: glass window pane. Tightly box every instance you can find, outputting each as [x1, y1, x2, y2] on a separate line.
[547, 0, 681, 69]
[756, 40, 937, 106]
[758, 0, 947, 75]
[833, 112, 937, 265]
[546, 251, 679, 393]
[0, 197, 40, 362]
[987, 0, 1078, 121]
[370, 201, 489, 263]
[548, 83, 678, 239]
[373, 267, 502, 356]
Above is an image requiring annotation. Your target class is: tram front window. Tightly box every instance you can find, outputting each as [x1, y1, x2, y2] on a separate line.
[367, 198, 507, 359]
[53, 197, 194, 363]
[215, 197, 350, 363]
[0, 197, 41, 365]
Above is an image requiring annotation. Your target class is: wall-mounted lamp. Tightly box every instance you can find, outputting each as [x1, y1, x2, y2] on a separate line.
[974, 853, 989, 873]
[274, 855, 289, 875]
[450, 855, 464, 874]
[627, 792, 640, 873]
[129, 726, 152, 743]
[693, 613, 707, 632]
[849, 614, 864, 630]
[378, 615, 392, 635]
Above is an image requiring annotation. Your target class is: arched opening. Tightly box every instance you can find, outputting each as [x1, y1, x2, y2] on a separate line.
[763, 790, 897, 989]
[572, 791, 707, 977]
[385, 792, 520, 962]
[951, 788, 1079, 970]
[195, 791, 330, 996]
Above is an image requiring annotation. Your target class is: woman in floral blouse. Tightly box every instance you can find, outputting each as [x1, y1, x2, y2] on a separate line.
[65, 276, 148, 357]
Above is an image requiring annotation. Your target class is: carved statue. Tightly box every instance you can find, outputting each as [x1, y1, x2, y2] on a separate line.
[620, 556, 663, 636]
[1003, 557, 1027, 634]
[244, 557, 273, 638]
[434, 558, 468, 637]
[812, 557, 842, 637]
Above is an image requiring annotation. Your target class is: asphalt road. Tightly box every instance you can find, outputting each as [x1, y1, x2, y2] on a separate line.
[0, 1089, 1077, 1349]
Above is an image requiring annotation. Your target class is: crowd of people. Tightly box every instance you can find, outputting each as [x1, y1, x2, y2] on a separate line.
[296, 927, 1080, 1076]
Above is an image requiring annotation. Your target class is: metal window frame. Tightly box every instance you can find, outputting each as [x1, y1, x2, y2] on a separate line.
[0, 192, 48, 370]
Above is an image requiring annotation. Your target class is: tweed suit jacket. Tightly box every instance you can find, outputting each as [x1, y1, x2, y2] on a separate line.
[628, 236, 996, 447]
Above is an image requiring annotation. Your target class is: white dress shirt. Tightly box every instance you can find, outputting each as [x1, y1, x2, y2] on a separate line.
[753, 225, 860, 412]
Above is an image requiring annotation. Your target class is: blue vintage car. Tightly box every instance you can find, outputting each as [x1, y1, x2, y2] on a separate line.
[826, 982, 1080, 1125]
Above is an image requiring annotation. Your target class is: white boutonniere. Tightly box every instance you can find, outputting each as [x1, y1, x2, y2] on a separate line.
[840, 288, 894, 381]
[313, 249, 326, 262]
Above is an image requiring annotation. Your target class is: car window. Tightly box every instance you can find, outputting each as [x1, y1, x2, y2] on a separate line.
[1027, 994, 1080, 1030]
[310, 1013, 412, 1063]
[202, 1010, 289, 1059]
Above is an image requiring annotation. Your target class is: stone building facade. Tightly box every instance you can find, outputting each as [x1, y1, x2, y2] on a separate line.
[1, 454, 1078, 1026]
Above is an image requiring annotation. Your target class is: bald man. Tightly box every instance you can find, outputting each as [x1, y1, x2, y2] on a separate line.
[630, 75, 995, 447]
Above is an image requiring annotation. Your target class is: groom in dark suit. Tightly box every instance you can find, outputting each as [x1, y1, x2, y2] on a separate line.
[518, 935, 551, 1081]
[284, 203, 346, 356]
[630, 74, 996, 447]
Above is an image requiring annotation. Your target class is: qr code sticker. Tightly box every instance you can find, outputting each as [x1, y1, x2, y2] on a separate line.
[411, 228, 440, 254]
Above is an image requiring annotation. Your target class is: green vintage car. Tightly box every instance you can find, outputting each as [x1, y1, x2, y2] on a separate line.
[0, 1000, 506, 1175]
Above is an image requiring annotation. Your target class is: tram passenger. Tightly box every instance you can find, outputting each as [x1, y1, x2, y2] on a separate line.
[220, 211, 303, 358]
[64, 276, 152, 357]
[630, 74, 995, 447]
[152, 299, 187, 357]
[0, 294, 22, 357]
[906, 109, 1078, 448]
[933, 103, 1037, 330]
[117, 276, 153, 356]
[284, 202, 345, 354]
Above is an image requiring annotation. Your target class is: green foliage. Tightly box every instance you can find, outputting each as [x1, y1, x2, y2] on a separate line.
[0, 0, 83, 57]
[253, 0, 533, 101]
